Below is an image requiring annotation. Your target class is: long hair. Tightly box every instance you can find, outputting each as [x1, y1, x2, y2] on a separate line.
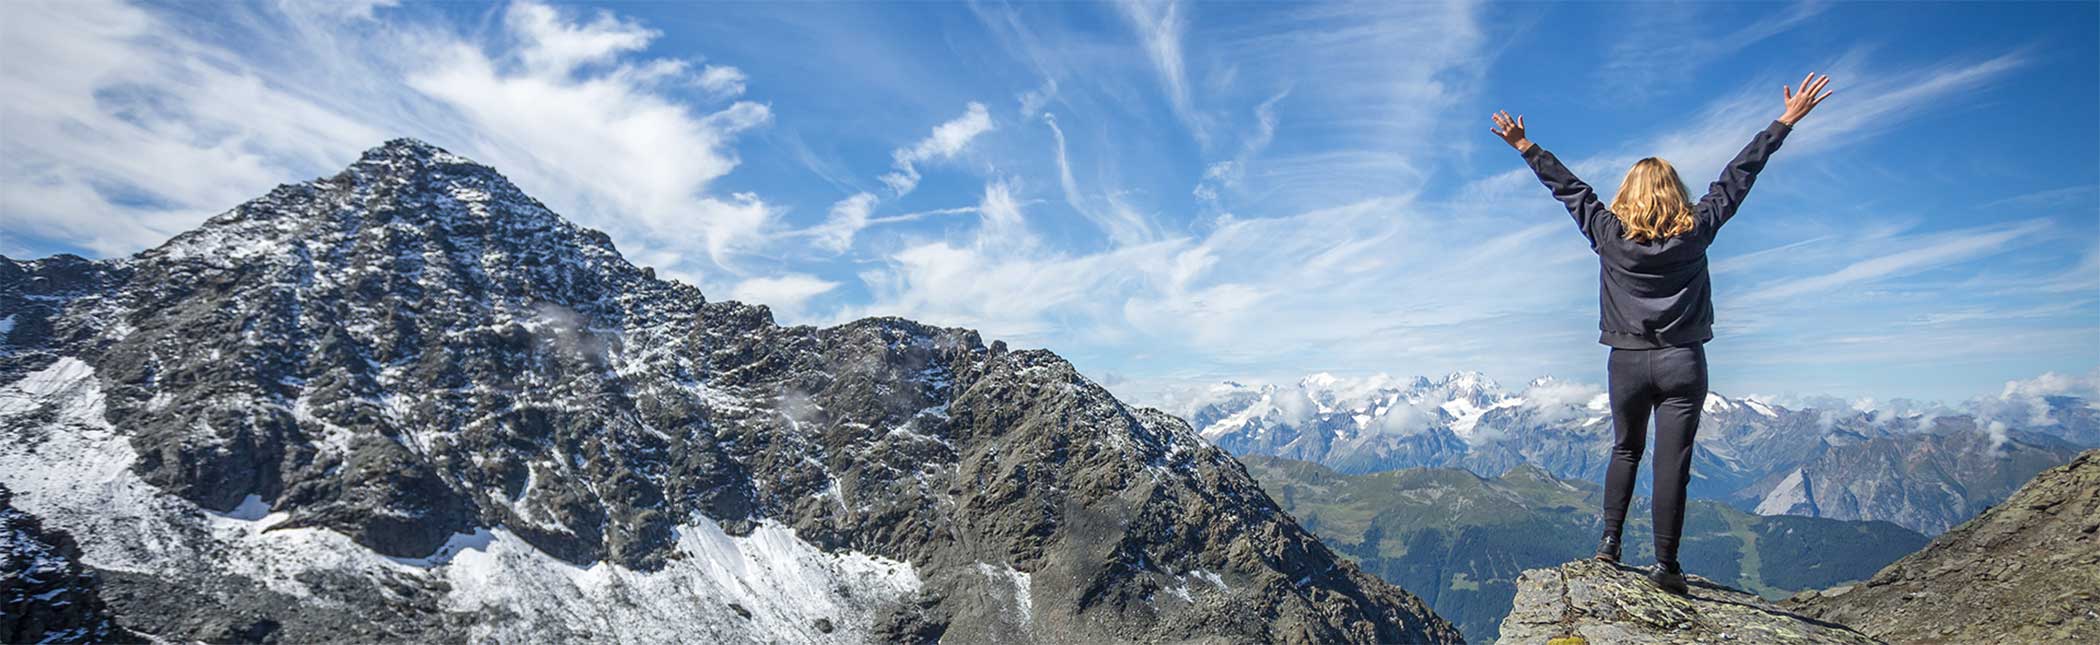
[1610, 157, 1696, 242]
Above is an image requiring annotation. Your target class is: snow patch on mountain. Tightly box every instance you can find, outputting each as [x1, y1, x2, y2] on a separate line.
[1755, 468, 1814, 516]
[0, 358, 921, 644]
[443, 521, 920, 643]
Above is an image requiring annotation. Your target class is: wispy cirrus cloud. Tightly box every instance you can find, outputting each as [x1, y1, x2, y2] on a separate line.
[1116, 0, 1205, 145]
[4, 0, 2089, 404]
[2, 0, 775, 286]
[1598, 1, 1830, 103]
[1734, 219, 2050, 304]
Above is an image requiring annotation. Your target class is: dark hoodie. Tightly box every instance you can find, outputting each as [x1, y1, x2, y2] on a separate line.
[1520, 120, 1793, 349]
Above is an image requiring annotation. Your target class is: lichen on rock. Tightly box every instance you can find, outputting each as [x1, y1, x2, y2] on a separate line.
[1496, 559, 1875, 644]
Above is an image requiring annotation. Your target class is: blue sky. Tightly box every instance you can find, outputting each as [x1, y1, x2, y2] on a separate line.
[2, 0, 2095, 405]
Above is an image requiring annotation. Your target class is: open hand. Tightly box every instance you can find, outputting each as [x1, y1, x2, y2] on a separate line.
[1779, 72, 1833, 127]
[1490, 110, 1532, 153]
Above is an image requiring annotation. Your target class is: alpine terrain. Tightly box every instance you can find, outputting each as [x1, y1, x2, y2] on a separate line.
[1787, 448, 2100, 643]
[1184, 372, 2093, 535]
[1493, 447, 2100, 644]
[0, 139, 1461, 644]
[1240, 455, 1926, 642]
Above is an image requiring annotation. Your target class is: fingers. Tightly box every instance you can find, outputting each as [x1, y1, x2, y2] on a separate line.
[1785, 83, 1794, 100]
[1517, 115, 1526, 129]
[1813, 89, 1834, 105]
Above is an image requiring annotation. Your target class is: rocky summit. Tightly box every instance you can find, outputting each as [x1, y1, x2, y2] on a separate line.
[0, 139, 1459, 644]
[1495, 559, 1876, 645]
[1787, 448, 2100, 644]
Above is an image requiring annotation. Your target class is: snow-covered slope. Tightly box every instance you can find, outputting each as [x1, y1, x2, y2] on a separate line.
[0, 139, 1459, 644]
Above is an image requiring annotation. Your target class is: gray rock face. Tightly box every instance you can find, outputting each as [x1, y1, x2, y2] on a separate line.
[1750, 424, 2082, 535]
[1789, 449, 2100, 644]
[0, 139, 1460, 644]
[1, 485, 133, 644]
[1496, 559, 1876, 645]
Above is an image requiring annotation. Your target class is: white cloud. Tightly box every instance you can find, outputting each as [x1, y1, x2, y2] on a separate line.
[697, 64, 747, 97]
[1193, 90, 1285, 206]
[729, 274, 840, 323]
[1, 0, 778, 284]
[1735, 220, 2048, 304]
[1599, 1, 1828, 103]
[879, 102, 995, 196]
[1116, 0, 1204, 144]
[0, 0, 387, 255]
[503, 1, 656, 76]
[810, 192, 878, 253]
[408, 2, 776, 269]
[1043, 113, 1156, 245]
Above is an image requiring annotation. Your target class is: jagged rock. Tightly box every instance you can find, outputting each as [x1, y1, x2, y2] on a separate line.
[1496, 559, 1876, 644]
[1788, 448, 2100, 644]
[0, 139, 1461, 644]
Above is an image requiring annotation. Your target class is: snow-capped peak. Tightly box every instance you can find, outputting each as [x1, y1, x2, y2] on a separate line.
[1440, 370, 1498, 392]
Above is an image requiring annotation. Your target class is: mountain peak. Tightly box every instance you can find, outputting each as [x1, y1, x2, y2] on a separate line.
[1440, 370, 1496, 391]
[359, 136, 468, 163]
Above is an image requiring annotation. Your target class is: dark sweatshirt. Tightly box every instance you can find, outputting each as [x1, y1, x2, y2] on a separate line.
[1520, 120, 1792, 349]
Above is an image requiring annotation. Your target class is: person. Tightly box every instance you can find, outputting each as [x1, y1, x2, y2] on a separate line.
[1489, 72, 1833, 594]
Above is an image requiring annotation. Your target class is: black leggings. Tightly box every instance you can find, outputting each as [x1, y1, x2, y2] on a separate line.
[1601, 344, 1708, 564]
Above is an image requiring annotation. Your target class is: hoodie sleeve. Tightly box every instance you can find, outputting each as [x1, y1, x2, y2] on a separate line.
[1697, 120, 1793, 233]
[1520, 143, 1608, 246]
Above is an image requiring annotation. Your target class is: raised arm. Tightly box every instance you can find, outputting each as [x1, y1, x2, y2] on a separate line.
[1700, 72, 1832, 231]
[1493, 110, 1607, 244]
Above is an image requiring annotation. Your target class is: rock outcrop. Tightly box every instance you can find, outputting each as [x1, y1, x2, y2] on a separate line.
[1496, 559, 1876, 644]
[1243, 456, 1926, 642]
[1787, 448, 2100, 643]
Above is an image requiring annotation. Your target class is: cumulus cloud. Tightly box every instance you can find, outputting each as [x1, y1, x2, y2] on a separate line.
[697, 64, 747, 97]
[879, 102, 995, 196]
[1519, 378, 1605, 415]
[408, 2, 776, 268]
[1969, 368, 2100, 429]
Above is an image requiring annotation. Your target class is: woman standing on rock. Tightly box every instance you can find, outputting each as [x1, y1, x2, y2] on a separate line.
[1489, 72, 1833, 594]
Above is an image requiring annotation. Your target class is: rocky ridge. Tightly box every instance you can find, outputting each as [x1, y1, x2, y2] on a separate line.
[1495, 559, 1875, 645]
[1787, 448, 2100, 643]
[0, 139, 1459, 643]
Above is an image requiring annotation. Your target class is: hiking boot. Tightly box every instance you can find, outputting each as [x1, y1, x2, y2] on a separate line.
[1593, 533, 1621, 564]
[1648, 561, 1689, 595]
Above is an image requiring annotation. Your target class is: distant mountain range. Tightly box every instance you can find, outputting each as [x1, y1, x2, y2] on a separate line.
[1241, 454, 1929, 643]
[1180, 371, 2096, 534]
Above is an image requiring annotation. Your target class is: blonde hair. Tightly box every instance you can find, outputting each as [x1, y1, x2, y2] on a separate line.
[1610, 157, 1696, 242]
